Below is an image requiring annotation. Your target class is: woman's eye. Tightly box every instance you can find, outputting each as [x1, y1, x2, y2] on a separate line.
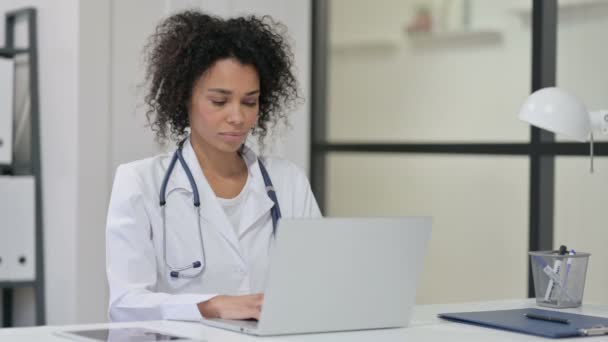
[243, 101, 258, 107]
[211, 100, 226, 106]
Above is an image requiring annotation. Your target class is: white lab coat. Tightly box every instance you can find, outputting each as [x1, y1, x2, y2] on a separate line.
[106, 138, 321, 322]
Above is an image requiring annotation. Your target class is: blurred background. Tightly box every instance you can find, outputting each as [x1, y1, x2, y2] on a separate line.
[0, 0, 607, 327]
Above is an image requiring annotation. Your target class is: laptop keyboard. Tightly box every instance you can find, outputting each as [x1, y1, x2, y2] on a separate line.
[215, 318, 259, 329]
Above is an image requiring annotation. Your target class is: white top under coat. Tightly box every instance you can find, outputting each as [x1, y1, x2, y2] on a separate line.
[217, 173, 251, 237]
[105, 137, 321, 322]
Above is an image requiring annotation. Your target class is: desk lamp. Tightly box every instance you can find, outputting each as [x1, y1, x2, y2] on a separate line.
[519, 87, 608, 172]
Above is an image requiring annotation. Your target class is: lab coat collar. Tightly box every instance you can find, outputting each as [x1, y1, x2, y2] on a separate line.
[163, 137, 275, 259]
[235, 145, 276, 238]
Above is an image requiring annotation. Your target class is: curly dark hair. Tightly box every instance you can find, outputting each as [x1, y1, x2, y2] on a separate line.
[143, 10, 300, 146]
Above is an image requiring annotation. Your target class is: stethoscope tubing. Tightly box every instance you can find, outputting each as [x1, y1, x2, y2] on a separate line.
[159, 139, 280, 278]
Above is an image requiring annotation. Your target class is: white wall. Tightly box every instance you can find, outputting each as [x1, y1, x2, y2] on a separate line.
[109, 0, 165, 170]
[75, 0, 112, 324]
[0, 0, 80, 326]
[1, 0, 311, 326]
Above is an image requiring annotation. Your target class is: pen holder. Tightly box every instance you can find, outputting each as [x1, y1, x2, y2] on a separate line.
[529, 251, 590, 309]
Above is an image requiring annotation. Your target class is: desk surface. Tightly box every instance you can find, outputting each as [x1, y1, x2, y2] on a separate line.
[2, 299, 608, 341]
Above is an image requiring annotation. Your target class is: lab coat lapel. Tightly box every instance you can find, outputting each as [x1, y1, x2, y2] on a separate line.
[239, 163, 274, 238]
[167, 139, 244, 264]
[237, 152, 274, 238]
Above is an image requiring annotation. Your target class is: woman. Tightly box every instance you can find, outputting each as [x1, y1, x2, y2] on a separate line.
[106, 11, 321, 322]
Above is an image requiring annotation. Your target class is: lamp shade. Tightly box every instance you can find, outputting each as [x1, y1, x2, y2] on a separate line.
[519, 87, 591, 142]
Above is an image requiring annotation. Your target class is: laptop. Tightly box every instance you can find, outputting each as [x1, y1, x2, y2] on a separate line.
[201, 217, 431, 336]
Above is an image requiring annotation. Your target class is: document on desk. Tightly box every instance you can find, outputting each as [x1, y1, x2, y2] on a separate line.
[438, 308, 608, 338]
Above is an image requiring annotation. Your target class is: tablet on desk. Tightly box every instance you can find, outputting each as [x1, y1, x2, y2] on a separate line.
[54, 327, 202, 342]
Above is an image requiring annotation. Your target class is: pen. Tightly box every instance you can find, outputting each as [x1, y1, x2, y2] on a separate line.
[532, 256, 562, 285]
[544, 245, 568, 301]
[524, 312, 570, 324]
[561, 249, 576, 298]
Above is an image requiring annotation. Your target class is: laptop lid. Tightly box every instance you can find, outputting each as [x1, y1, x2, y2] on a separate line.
[256, 217, 431, 335]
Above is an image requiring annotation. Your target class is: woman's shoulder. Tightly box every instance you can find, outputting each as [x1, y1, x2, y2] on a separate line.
[259, 155, 307, 179]
[241, 145, 306, 180]
[112, 152, 172, 186]
[258, 155, 314, 197]
[257, 155, 321, 217]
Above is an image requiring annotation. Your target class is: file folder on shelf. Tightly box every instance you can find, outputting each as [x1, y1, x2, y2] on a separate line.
[0, 57, 14, 166]
[439, 308, 608, 338]
[0, 176, 36, 282]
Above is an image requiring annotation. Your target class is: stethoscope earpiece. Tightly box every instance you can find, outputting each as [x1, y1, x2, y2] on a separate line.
[169, 261, 203, 278]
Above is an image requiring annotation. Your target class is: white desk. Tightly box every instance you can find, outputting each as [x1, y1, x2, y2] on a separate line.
[2, 299, 608, 341]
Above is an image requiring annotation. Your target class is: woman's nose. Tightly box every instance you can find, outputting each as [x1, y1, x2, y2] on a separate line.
[226, 104, 246, 125]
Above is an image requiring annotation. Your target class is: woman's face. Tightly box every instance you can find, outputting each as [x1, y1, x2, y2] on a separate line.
[188, 58, 260, 153]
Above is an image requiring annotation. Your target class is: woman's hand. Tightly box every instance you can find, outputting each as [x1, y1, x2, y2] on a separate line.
[198, 294, 264, 320]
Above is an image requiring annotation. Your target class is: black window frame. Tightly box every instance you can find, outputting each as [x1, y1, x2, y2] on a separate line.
[310, 0, 608, 297]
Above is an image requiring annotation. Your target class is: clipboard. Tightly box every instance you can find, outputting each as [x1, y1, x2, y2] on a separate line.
[438, 308, 608, 338]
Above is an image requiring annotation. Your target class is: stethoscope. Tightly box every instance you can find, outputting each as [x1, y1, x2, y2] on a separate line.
[159, 138, 282, 279]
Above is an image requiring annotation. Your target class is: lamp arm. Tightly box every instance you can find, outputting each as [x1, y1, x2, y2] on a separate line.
[589, 110, 608, 135]
[586, 110, 608, 173]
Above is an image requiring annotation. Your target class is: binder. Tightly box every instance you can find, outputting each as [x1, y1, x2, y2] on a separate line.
[0, 57, 14, 166]
[0, 176, 36, 281]
[439, 308, 608, 338]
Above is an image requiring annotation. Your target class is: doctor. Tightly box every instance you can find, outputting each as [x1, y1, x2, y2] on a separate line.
[106, 11, 321, 323]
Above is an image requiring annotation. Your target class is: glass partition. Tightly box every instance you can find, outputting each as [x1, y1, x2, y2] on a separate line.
[328, 0, 532, 143]
[327, 153, 529, 303]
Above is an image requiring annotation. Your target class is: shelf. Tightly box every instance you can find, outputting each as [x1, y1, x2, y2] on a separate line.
[330, 29, 502, 52]
[407, 30, 502, 47]
[330, 37, 400, 53]
[0, 281, 36, 289]
[0, 48, 29, 58]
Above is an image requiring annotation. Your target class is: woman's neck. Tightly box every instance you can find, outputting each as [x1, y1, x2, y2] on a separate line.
[189, 135, 246, 178]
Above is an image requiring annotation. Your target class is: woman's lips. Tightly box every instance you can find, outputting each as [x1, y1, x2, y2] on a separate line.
[219, 132, 246, 142]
